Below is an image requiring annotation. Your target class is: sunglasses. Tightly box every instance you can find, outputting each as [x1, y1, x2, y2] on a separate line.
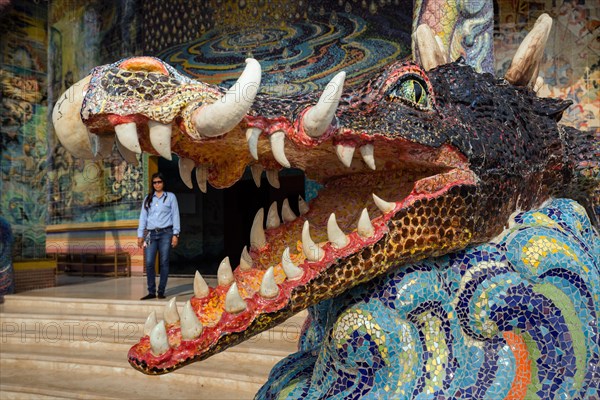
[152, 180, 163, 184]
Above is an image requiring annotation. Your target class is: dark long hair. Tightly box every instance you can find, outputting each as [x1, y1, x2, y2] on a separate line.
[144, 172, 165, 209]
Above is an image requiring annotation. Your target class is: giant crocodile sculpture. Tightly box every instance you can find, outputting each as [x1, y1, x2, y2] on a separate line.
[52, 13, 599, 392]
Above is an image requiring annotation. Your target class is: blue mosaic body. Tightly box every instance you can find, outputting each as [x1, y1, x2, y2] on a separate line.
[258, 199, 600, 399]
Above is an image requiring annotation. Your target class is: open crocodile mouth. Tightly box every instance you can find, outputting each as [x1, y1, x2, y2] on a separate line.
[52, 56, 477, 374]
[125, 117, 476, 374]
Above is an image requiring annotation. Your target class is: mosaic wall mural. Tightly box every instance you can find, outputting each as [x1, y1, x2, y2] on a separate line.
[145, 0, 413, 92]
[46, 0, 145, 229]
[0, 1, 49, 258]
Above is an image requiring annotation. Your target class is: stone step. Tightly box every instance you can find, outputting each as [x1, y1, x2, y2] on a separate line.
[1, 295, 170, 317]
[1, 358, 258, 400]
[0, 290, 302, 399]
[1, 340, 276, 388]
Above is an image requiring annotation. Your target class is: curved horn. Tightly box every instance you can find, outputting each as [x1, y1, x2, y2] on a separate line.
[413, 24, 447, 71]
[52, 75, 96, 159]
[505, 13, 552, 87]
[192, 58, 261, 138]
[302, 71, 346, 138]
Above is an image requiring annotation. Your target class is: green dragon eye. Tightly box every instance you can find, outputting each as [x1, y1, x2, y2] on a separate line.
[387, 78, 430, 108]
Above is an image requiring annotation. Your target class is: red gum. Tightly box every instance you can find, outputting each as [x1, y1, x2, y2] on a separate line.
[244, 116, 288, 132]
[107, 114, 148, 126]
[334, 128, 377, 144]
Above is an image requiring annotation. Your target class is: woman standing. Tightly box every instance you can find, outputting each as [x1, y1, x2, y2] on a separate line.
[137, 172, 180, 300]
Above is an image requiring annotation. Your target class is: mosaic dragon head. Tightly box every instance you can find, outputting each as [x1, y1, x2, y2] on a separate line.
[52, 14, 598, 375]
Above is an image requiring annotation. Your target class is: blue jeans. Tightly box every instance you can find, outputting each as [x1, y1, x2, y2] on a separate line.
[144, 229, 172, 295]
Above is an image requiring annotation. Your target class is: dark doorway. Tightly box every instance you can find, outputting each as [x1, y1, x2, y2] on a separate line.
[158, 157, 305, 276]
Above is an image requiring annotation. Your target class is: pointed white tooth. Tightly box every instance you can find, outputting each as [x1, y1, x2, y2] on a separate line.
[246, 127, 261, 160]
[360, 144, 376, 170]
[192, 58, 261, 138]
[52, 75, 95, 159]
[163, 297, 180, 324]
[260, 266, 279, 298]
[250, 208, 267, 249]
[239, 246, 252, 271]
[250, 164, 263, 187]
[178, 158, 195, 189]
[266, 201, 281, 229]
[281, 199, 297, 222]
[327, 213, 349, 249]
[143, 311, 158, 336]
[148, 120, 173, 160]
[372, 193, 395, 213]
[115, 135, 139, 165]
[225, 282, 247, 314]
[149, 320, 169, 355]
[195, 165, 209, 193]
[298, 196, 309, 215]
[270, 130, 291, 168]
[217, 256, 234, 286]
[282, 247, 303, 280]
[266, 170, 280, 189]
[114, 122, 141, 154]
[302, 71, 346, 137]
[193, 271, 209, 297]
[335, 144, 355, 167]
[92, 135, 115, 158]
[302, 221, 324, 261]
[357, 208, 375, 238]
[180, 300, 203, 340]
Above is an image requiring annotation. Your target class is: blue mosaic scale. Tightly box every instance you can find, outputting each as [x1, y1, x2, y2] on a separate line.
[258, 199, 600, 399]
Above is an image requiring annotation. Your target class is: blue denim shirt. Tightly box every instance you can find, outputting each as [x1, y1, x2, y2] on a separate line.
[137, 192, 181, 238]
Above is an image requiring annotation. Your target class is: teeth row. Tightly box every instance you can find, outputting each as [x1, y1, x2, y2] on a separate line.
[251, 193, 395, 253]
[246, 131, 377, 174]
[147, 193, 396, 356]
[177, 158, 282, 192]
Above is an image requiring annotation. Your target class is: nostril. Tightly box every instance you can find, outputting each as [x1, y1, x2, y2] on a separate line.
[118, 57, 170, 75]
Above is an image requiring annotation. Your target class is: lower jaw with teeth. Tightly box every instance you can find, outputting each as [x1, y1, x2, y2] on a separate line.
[129, 173, 476, 374]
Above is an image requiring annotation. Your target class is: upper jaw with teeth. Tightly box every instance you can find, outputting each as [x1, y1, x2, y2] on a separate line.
[53, 56, 386, 192]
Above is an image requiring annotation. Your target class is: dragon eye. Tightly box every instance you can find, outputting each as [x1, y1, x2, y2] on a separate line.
[387, 77, 430, 108]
